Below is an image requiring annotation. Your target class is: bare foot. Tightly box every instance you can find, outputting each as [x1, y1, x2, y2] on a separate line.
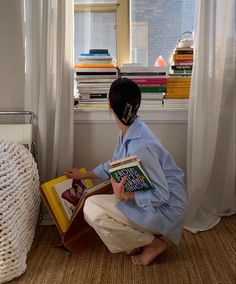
[131, 237, 168, 266]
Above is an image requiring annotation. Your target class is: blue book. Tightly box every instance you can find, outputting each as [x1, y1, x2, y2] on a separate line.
[80, 53, 111, 56]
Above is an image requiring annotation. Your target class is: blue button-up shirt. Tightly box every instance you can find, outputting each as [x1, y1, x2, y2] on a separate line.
[93, 117, 188, 244]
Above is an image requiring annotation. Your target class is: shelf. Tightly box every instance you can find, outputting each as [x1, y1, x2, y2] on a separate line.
[74, 107, 188, 124]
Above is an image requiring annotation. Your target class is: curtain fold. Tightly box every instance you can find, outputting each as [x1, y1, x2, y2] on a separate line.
[22, 0, 74, 183]
[185, 0, 236, 233]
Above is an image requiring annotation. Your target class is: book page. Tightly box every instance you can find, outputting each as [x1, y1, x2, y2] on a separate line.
[53, 179, 75, 219]
[70, 180, 112, 224]
[109, 155, 138, 167]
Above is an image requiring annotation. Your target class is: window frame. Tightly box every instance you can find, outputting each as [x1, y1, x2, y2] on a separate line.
[74, 0, 130, 65]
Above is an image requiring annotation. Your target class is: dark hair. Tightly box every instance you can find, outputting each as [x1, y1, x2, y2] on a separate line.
[109, 78, 141, 126]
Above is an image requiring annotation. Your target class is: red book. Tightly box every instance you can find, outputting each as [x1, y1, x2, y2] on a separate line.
[131, 78, 167, 84]
[173, 59, 193, 63]
[137, 83, 166, 88]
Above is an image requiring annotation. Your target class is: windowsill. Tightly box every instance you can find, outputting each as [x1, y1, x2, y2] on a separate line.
[74, 107, 188, 124]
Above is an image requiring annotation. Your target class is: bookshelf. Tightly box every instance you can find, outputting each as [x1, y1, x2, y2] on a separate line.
[74, 65, 189, 124]
[74, 107, 188, 124]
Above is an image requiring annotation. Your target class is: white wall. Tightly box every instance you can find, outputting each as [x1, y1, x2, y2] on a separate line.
[0, 0, 24, 111]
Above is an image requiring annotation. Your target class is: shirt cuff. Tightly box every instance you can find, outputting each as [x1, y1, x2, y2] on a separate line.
[93, 164, 110, 181]
[134, 190, 153, 209]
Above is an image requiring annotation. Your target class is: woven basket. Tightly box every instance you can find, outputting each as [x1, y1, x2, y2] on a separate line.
[0, 140, 40, 283]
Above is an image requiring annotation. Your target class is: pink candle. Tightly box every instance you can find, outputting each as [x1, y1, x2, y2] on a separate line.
[155, 55, 167, 67]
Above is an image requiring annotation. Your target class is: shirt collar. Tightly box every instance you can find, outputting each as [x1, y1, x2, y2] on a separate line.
[119, 116, 142, 144]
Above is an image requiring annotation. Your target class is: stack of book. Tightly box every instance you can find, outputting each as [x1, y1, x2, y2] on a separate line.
[169, 46, 194, 75]
[163, 76, 191, 108]
[74, 67, 118, 109]
[75, 49, 116, 68]
[120, 65, 168, 108]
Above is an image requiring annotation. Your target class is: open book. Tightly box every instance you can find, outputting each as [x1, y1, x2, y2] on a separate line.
[40, 168, 113, 253]
[109, 155, 154, 192]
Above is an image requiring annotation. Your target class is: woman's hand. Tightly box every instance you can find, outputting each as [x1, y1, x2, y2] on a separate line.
[111, 176, 128, 201]
[64, 169, 97, 180]
[64, 168, 84, 180]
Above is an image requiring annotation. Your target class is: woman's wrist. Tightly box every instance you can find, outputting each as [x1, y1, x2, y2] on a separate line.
[80, 170, 97, 180]
[123, 191, 129, 202]
[86, 170, 97, 179]
[121, 191, 134, 202]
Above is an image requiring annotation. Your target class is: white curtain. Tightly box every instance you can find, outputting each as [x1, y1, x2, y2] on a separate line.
[185, 0, 236, 232]
[22, 0, 74, 183]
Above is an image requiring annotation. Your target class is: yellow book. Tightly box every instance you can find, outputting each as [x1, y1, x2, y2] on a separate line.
[172, 54, 193, 60]
[167, 87, 191, 91]
[40, 168, 93, 233]
[40, 173, 113, 254]
[166, 92, 190, 95]
[167, 78, 191, 83]
[166, 82, 191, 88]
[78, 59, 113, 65]
[165, 95, 189, 99]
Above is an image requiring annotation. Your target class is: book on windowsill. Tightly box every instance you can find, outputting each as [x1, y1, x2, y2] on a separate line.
[89, 49, 109, 54]
[109, 155, 154, 192]
[76, 63, 116, 68]
[40, 168, 113, 254]
[80, 53, 111, 57]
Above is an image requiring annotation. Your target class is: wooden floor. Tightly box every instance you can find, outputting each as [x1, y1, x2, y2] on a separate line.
[7, 216, 236, 284]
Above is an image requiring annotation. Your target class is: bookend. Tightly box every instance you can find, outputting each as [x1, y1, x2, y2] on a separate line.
[39, 181, 113, 254]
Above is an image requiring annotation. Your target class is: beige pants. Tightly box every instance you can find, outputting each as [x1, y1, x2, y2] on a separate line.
[83, 194, 154, 253]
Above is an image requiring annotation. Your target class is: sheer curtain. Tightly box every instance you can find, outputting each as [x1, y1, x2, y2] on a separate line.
[185, 0, 236, 232]
[22, 0, 74, 183]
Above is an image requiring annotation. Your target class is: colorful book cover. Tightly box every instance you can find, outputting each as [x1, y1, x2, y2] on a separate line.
[41, 175, 70, 233]
[109, 158, 154, 192]
[40, 168, 93, 233]
[52, 178, 87, 220]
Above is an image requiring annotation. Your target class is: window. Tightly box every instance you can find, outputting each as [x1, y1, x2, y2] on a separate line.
[74, 0, 195, 66]
[74, 10, 117, 61]
[130, 0, 195, 66]
[74, 0, 129, 65]
[73, 0, 195, 120]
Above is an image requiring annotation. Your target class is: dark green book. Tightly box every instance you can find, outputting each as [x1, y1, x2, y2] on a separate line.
[173, 69, 192, 74]
[109, 155, 154, 192]
[140, 87, 166, 93]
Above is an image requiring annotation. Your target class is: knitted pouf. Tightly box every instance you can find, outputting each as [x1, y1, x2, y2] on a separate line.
[0, 140, 40, 283]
